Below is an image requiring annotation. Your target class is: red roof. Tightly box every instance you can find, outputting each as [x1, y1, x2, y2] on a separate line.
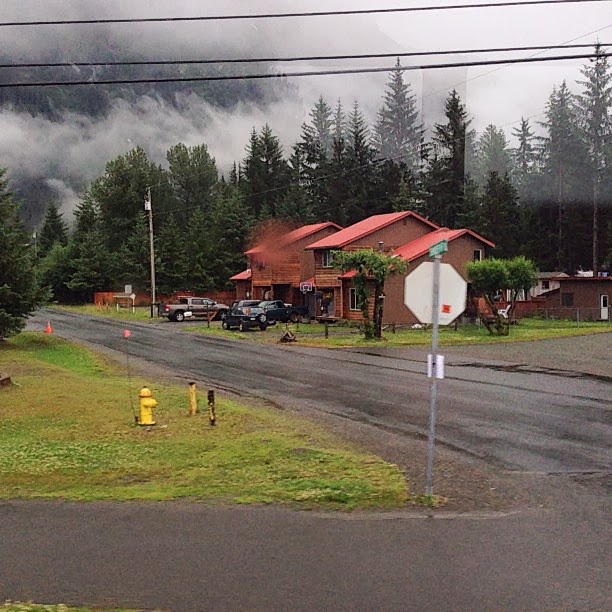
[229, 269, 252, 281]
[391, 227, 495, 262]
[245, 222, 342, 255]
[305, 211, 438, 250]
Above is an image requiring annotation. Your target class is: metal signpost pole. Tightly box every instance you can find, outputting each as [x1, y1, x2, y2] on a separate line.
[425, 251, 442, 496]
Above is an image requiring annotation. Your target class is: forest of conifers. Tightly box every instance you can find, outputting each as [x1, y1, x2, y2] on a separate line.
[8, 49, 612, 302]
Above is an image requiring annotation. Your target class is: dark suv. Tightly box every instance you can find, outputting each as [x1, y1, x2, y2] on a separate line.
[222, 300, 271, 331]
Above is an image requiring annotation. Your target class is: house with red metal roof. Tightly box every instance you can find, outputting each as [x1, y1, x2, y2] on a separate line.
[304, 211, 439, 319]
[381, 227, 495, 325]
[230, 222, 342, 307]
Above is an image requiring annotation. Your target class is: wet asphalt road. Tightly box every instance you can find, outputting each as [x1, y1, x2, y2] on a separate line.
[26, 309, 612, 475]
[2, 310, 609, 611]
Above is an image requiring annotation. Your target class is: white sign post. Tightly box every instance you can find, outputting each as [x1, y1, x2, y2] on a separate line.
[404, 244, 468, 497]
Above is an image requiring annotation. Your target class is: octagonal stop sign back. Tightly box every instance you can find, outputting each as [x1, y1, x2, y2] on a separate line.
[404, 261, 468, 325]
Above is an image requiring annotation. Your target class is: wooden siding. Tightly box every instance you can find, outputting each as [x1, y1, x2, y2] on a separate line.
[312, 215, 434, 289]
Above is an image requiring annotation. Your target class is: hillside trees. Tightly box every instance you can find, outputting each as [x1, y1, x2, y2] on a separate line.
[0, 169, 45, 338]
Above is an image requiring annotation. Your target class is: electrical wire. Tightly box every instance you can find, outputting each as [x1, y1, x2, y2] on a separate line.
[1, 42, 609, 69]
[0, 52, 607, 88]
[0, 0, 607, 27]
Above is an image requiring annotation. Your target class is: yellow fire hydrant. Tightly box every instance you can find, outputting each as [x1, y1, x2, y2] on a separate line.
[138, 386, 157, 426]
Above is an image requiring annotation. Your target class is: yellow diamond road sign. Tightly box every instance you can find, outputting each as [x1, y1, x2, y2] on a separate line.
[404, 261, 467, 325]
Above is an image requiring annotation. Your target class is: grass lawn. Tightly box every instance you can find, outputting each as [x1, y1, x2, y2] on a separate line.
[0, 333, 407, 510]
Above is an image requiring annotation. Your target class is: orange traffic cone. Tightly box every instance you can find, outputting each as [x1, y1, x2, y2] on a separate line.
[44, 321, 53, 334]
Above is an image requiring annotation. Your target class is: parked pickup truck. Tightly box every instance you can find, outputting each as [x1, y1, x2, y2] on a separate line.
[161, 296, 230, 322]
[258, 300, 309, 323]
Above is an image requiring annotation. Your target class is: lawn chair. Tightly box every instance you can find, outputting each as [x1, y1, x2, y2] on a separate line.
[497, 304, 512, 319]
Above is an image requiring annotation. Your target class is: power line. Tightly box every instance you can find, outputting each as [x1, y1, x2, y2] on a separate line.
[0, 0, 607, 27]
[1, 52, 607, 88]
[1, 42, 609, 69]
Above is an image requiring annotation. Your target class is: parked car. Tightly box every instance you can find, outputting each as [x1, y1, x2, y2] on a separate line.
[258, 300, 310, 323]
[161, 296, 230, 322]
[222, 302, 272, 331]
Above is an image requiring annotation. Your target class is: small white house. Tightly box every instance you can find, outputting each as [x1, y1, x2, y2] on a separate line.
[530, 272, 569, 297]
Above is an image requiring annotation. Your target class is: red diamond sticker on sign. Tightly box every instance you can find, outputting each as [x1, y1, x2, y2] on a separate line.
[123, 329, 132, 338]
[441, 304, 451, 314]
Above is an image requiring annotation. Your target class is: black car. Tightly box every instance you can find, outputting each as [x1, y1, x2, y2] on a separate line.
[222, 302, 271, 331]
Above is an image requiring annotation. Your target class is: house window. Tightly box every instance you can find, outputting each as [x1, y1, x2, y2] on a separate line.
[473, 249, 483, 261]
[541, 280, 550, 290]
[561, 293, 574, 307]
[349, 288, 360, 311]
[322, 250, 334, 268]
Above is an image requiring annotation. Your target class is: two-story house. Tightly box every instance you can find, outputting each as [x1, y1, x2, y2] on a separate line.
[230, 222, 342, 310]
[304, 211, 439, 319]
[381, 227, 495, 325]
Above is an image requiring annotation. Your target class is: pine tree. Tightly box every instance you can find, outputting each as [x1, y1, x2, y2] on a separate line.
[167, 143, 218, 222]
[87, 146, 173, 253]
[345, 101, 377, 223]
[241, 124, 289, 218]
[375, 58, 422, 171]
[296, 97, 334, 219]
[575, 44, 612, 276]
[0, 169, 44, 338]
[424, 90, 475, 227]
[538, 81, 591, 271]
[474, 124, 512, 188]
[156, 214, 190, 293]
[511, 118, 537, 197]
[475, 172, 520, 258]
[37, 202, 68, 259]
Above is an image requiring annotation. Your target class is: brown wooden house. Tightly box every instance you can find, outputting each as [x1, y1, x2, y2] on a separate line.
[304, 211, 439, 319]
[541, 276, 611, 321]
[382, 227, 495, 325]
[230, 222, 342, 313]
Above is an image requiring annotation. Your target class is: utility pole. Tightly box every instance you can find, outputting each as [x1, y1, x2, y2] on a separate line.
[144, 187, 157, 318]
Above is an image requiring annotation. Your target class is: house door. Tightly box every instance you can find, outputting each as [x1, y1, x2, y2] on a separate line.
[600, 294, 609, 320]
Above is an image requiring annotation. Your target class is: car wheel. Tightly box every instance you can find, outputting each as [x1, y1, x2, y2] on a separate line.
[289, 312, 299, 323]
[239, 321, 246, 332]
[174, 311, 185, 322]
[259, 325, 267, 331]
[257, 313, 267, 324]
[219, 309, 228, 321]
[222, 319, 230, 330]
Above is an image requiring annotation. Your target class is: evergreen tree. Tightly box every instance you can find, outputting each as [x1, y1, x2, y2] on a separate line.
[345, 101, 377, 223]
[184, 207, 215, 292]
[276, 149, 317, 222]
[37, 202, 68, 259]
[511, 117, 537, 197]
[474, 125, 512, 188]
[575, 44, 612, 275]
[167, 143, 218, 223]
[375, 58, 422, 171]
[87, 146, 173, 252]
[0, 169, 44, 338]
[332, 98, 347, 143]
[474, 171, 520, 259]
[156, 214, 190, 293]
[538, 81, 591, 271]
[424, 90, 475, 227]
[207, 188, 253, 288]
[241, 124, 289, 218]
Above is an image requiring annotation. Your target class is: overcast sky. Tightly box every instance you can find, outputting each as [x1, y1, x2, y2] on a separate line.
[0, 0, 610, 221]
